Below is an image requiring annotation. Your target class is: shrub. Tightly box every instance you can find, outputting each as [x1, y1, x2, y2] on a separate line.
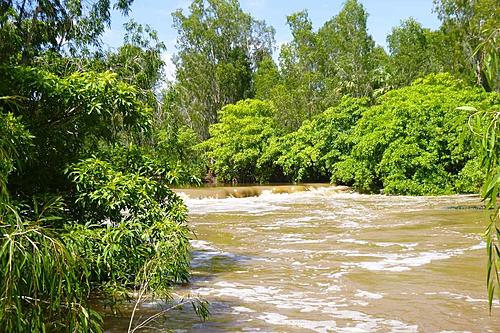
[199, 99, 281, 183]
[263, 96, 369, 182]
[66, 157, 191, 303]
[331, 73, 498, 194]
[0, 199, 102, 332]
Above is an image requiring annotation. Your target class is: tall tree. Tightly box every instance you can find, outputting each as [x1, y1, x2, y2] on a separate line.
[0, 0, 134, 64]
[273, 10, 323, 131]
[254, 54, 280, 101]
[106, 20, 167, 92]
[272, 1, 384, 132]
[434, 0, 500, 91]
[318, 0, 380, 100]
[172, 0, 275, 139]
[387, 18, 434, 87]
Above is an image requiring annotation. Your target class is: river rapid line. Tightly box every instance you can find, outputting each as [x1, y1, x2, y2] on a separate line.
[105, 185, 500, 332]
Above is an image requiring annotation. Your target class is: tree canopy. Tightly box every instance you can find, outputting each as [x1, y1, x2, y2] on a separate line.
[172, 0, 275, 138]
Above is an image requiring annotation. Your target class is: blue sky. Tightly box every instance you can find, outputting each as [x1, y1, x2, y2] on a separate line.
[102, 0, 442, 79]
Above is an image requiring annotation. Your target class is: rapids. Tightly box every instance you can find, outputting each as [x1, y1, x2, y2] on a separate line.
[105, 185, 500, 332]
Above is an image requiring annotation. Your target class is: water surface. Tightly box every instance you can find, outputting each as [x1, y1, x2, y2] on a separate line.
[106, 186, 499, 332]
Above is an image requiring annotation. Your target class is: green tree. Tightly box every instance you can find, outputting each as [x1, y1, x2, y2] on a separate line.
[387, 18, 435, 87]
[198, 99, 280, 183]
[254, 54, 280, 100]
[434, 0, 500, 91]
[0, 66, 150, 195]
[0, 0, 134, 64]
[332, 73, 497, 194]
[106, 20, 167, 93]
[318, 0, 379, 100]
[172, 0, 275, 138]
[271, 1, 384, 132]
[0, 0, 208, 330]
[272, 10, 323, 131]
[262, 97, 369, 182]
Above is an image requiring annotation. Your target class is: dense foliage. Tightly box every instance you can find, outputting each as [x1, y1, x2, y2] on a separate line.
[0, 198, 103, 332]
[0, 0, 203, 331]
[1, 66, 150, 195]
[0, 63, 197, 329]
[206, 75, 498, 195]
[199, 99, 280, 183]
[66, 158, 191, 302]
[262, 97, 370, 183]
[331, 74, 496, 195]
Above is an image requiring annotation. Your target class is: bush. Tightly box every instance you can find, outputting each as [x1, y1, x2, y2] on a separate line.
[263, 96, 369, 182]
[0, 110, 32, 198]
[0, 4, 203, 328]
[66, 157, 191, 303]
[0, 66, 198, 330]
[0, 66, 150, 195]
[98, 140, 203, 187]
[199, 99, 281, 183]
[331, 73, 498, 194]
[0, 199, 102, 332]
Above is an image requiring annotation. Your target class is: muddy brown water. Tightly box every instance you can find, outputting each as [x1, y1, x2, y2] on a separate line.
[104, 185, 500, 332]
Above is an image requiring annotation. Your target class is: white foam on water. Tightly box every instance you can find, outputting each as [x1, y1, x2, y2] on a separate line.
[358, 252, 448, 272]
[257, 312, 337, 333]
[283, 216, 316, 223]
[185, 189, 385, 220]
[185, 195, 290, 215]
[190, 239, 244, 268]
[291, 261, 303, 266]
[356, 242, 485, 272]
[339, 221, 361, 228]
[338, 239, 418, 251]
[434, 291, 500, 305]
[196, 277, 418, 333]
[265, 248, 316, 254]
[355, 290, 384, 300]
[374, 242, 419, 249]
[197, 282, 282, 303]
[326, 285, 342, 292]
[383, 320, 419, 333]
[260, 218, 319, 229]
[190, 239, 217, 251]
[275, 234, 327, 244]
[213, 281, 237, 288]
[321, 309, 418, 333]
[182, 191, 488, 331]
[338, 238, 369, 245]
[468, 242, 485, 251]
[232, 306, 255, 313]
[327, 271, 348, 279]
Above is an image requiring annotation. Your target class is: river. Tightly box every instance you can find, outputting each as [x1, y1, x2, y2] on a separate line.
[105, 185, 500, 332]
